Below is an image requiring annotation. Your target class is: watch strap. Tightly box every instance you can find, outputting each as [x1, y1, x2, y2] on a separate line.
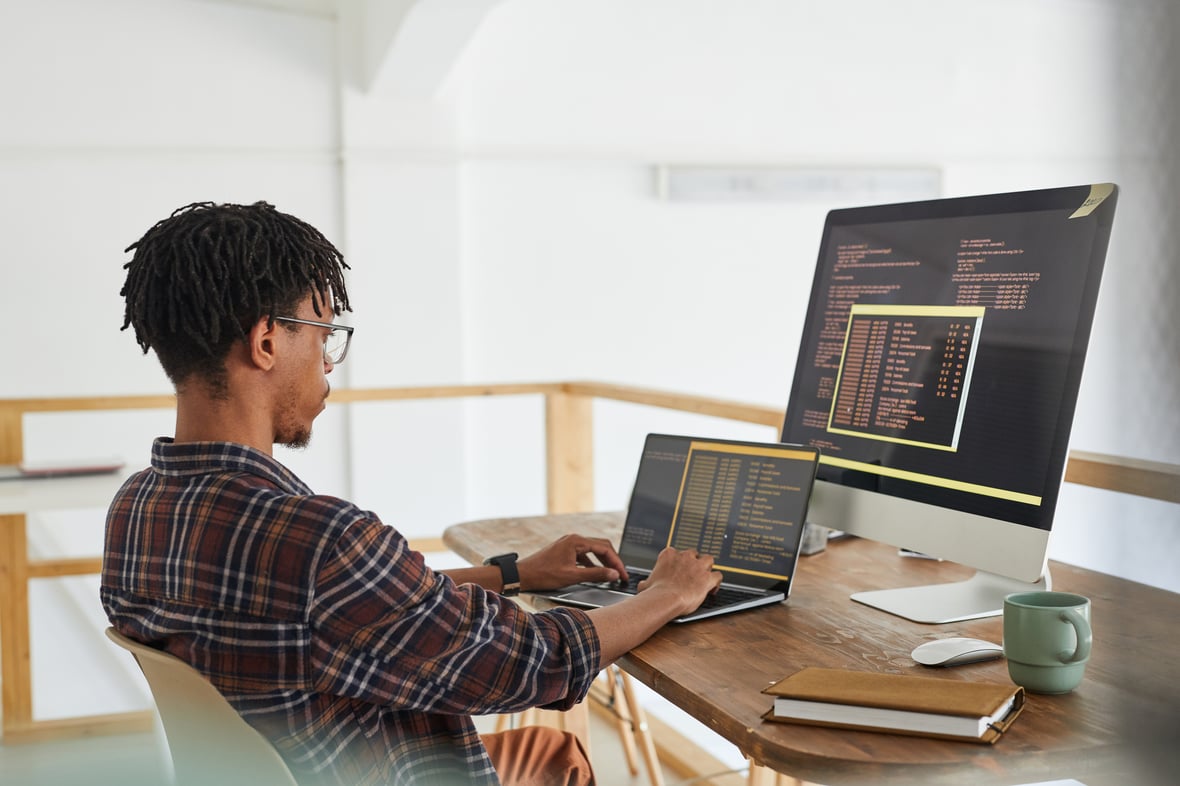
[483, 552, 521, 597]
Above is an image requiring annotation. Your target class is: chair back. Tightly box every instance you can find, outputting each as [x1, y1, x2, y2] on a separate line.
[105, 627, 299, 786]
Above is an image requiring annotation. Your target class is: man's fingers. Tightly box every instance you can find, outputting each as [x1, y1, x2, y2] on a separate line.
[579, 566, 621, 584]
[576, 538, 628, 578]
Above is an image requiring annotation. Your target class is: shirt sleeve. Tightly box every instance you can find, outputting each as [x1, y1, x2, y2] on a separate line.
[307, 513, 601, 716]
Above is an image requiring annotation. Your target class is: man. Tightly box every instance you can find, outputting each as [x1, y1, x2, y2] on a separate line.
[102, 201, 722, 786]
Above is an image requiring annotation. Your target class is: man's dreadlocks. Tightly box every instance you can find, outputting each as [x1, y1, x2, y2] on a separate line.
[120, 201, 351, 393]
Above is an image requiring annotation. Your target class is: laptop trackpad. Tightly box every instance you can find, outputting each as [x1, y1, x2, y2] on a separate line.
[554, 587, 633, 607]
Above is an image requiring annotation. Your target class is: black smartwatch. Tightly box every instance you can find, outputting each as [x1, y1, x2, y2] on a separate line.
[483, 553, 521, 597]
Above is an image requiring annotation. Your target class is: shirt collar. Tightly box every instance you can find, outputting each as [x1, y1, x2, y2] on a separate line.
[149, 437, 313, 496]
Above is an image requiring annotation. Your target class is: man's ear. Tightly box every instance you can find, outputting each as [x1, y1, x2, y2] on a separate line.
[245, 316, 281, 371]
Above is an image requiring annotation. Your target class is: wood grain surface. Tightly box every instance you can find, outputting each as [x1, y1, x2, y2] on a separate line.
[445, 512, 1180, 786]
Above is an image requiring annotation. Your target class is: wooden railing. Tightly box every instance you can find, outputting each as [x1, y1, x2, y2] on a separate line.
[1, 381, 1176, 742]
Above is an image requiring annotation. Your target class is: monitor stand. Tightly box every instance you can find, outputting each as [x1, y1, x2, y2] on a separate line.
[850, 568, 1051, 624]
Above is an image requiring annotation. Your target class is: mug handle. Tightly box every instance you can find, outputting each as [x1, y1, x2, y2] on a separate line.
[1057, 608, 1092, 663]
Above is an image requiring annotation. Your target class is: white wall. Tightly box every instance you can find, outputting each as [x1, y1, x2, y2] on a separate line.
[0, 0, 349, 490]
[1, 0, 1177, 723]
[0, 0, 351, 721]
[451, 0, 1180, 582]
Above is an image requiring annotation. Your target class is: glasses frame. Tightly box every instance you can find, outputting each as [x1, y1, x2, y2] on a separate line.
[274, 316, 354, 365]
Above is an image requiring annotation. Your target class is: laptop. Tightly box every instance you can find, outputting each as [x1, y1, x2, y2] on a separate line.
[535, 434, 821, 623]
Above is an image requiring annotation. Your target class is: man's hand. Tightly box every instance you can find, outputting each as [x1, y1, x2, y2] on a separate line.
[516, 534, 629, 591]
[637, 547, 723, 617]
[585, 546, 724, 663]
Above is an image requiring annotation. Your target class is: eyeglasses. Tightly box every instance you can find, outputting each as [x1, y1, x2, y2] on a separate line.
[274, 316, 354, 365]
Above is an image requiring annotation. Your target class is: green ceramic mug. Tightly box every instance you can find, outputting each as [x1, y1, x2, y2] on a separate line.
[1003, 591, 1092, 694]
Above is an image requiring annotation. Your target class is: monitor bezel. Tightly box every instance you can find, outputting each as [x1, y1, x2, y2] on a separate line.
[780, 183, 1118, 590]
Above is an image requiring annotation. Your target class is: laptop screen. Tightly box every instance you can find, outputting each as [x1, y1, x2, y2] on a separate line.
[620, 434, 820, 592]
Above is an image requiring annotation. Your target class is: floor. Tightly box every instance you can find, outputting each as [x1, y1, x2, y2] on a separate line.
[0, 700, 749, 786]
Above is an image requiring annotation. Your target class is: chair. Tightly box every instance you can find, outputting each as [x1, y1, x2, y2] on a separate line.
[105, 627, 298, 786]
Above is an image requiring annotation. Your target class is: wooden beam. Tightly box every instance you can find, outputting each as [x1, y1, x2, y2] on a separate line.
[1, 710, 155, 745]
[0, 404, 22, 464]
[406, 537, 447, 554]
[0, 399, 33, 736]
[562, 381, 783, 428]
[545, 392, 594, 514]
[1065, 450, 1180, 504]
[330, 382, 560, 404]
[1, 515, 33, 733]
[0, 394, 175, 413]
[27, 557, 105, 579]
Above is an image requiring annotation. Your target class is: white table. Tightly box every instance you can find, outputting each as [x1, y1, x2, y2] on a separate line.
[0, 471, 153, 743]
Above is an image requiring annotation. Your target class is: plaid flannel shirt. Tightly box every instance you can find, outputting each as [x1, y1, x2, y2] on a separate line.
[101, 438, 601, 785]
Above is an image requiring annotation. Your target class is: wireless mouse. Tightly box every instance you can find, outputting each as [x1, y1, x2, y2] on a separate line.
[911, 637, 1004, 667]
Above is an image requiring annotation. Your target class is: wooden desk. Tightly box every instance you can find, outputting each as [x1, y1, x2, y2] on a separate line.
[444, 512, 1180, 786]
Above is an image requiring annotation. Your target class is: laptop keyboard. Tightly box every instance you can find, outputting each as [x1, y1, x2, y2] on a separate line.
[601, 572, 763, 610]
[699, 585, 760, 609]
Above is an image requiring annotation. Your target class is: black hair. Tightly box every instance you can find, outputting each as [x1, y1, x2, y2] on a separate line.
[119, 201, 351, 394]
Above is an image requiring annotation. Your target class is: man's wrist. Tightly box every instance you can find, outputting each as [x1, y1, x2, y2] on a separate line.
[483, 553, 521, 597]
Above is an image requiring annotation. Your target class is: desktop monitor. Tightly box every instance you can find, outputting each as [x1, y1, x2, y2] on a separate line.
[780, 183, 1118, 623]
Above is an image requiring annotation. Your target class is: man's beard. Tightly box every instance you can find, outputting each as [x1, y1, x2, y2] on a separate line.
[274, 400, 314, 449]
[275, 383, 326, 449]
[279, 428, 312, 450]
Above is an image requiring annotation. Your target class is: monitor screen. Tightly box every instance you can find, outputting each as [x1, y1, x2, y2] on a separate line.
[781, 183, 1118, 622]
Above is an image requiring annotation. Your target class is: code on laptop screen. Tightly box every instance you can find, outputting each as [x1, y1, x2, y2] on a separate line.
[622, 435, 819, 587]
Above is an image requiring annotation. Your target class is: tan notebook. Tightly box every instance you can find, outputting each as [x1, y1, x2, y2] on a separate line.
[761, 667, 1024, 744]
